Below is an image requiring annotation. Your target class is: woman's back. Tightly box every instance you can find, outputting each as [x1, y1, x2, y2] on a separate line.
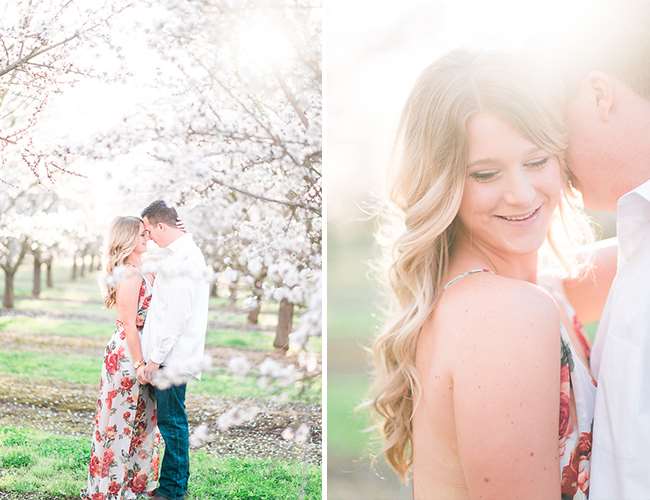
[412, 270, 563, 500]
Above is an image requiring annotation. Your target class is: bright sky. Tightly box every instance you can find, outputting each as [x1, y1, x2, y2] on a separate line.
[325, 0, 592, 221]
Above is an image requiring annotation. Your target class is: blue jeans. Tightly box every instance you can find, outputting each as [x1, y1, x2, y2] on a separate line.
[154, 383, 189, 499]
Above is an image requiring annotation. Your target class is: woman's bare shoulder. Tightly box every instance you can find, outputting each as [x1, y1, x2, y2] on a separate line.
[428, 272, 560, 345]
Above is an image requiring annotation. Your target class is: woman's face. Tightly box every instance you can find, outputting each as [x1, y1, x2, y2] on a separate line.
[134, 222, 149, 254]
[457, 112, 563, 257]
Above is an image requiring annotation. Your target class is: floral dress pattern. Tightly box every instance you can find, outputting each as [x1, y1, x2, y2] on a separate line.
[540, 276, 596, 500]
[558, 315, 596, 500]
[83, 273, 161, 499]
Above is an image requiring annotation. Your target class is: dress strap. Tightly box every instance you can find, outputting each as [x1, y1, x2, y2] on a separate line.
[443, 268, 493, 290]
[124, 264, 152, 292]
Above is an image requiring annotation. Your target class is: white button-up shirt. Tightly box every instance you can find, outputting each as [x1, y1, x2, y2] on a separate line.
[142, 233, 209, 380]
[590, 179, 650, 500]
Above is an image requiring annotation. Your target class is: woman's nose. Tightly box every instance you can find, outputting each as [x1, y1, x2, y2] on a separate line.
[502, 169, 536, 206]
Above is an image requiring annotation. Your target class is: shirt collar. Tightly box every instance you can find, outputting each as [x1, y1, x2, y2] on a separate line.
[167, 233, 192, 253]
[617, 179, 650, 263]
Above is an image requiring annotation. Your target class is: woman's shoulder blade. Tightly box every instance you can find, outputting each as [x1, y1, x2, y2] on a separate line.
[115, 271, 143, 297]
[432, 273, 560, 343]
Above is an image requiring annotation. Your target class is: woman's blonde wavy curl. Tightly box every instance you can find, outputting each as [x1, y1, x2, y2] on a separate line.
[103, 216, 142, 308]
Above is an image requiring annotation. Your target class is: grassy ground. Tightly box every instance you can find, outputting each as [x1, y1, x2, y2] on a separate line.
[328, 222, 409, 499]
[0, 426, 320, 499]
[0, 260, 322, 499]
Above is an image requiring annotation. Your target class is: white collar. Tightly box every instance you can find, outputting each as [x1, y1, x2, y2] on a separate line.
[167, 233, 192, 253]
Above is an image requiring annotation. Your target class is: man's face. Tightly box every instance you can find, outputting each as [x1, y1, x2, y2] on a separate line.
[565, 84, 618, 211]
[142, 216, 165, 246]
[565, 73, 650, 211]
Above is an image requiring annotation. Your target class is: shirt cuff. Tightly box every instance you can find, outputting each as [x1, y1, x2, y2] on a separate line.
[149, 350, 167, 365]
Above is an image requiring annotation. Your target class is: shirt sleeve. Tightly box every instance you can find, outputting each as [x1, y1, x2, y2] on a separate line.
[149, 274, 194, 365]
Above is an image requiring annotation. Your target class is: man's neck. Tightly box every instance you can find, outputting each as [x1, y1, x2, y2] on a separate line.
[164, 230, 186, 248]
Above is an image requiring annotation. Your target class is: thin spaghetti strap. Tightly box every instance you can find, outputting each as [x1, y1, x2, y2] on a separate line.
[443, 268, 493, 290]
[124, 263, 152, 291]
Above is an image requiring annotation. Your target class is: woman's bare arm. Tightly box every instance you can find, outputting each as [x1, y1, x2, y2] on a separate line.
[449, 278, 561, 499]
[116, 272, 146, 374]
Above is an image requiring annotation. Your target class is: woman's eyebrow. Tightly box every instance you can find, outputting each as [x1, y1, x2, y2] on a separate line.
[467, 157, 497, 168]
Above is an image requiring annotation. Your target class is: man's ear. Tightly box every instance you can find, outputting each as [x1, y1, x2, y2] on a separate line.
[585, 71, 615, 122]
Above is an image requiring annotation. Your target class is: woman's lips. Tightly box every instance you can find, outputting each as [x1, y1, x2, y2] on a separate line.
[495, 205, 542, 223]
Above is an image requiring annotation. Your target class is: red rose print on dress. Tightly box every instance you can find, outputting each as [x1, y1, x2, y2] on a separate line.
[106, 390, 118, 410]
[130, 471, 148, 494]
[121, 377, 134, 392]
[100, 449, 114, 477]
[89, 455, 100, 477]
[105, 353, 119, 375]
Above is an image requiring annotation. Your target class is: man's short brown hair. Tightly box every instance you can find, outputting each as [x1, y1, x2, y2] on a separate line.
[141, 200, 178, 227]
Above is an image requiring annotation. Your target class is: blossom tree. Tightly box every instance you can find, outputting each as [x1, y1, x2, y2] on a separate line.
[0, 0, 133, 182]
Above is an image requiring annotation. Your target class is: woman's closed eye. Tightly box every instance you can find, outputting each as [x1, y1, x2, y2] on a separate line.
[470, 169, 500, 182]
[524, 157, 550, 169]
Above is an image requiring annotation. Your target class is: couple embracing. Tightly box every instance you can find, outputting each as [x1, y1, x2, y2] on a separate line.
[373, 2, 650, 499]
[83, 200, 209, 500]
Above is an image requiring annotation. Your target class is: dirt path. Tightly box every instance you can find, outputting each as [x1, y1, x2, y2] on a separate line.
[0, 373, 321, 465]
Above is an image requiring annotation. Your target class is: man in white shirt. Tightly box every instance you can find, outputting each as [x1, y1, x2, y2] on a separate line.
[140, 200, 209, 500]
[561, 2, 650, 498]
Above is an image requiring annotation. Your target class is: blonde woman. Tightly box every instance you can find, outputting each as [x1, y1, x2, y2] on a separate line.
[83, 216, 161, 499]
[372, 50, 616, 499]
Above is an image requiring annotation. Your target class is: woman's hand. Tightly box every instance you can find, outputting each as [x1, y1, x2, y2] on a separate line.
[136, 364, 149, 385]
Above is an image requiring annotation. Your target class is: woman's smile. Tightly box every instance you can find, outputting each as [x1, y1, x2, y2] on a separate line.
[494, 204, 543, 225]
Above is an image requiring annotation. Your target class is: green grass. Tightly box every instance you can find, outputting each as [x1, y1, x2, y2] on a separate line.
[0, 317, 285, 350]
[0, 349, 319, 403]
[327, 374, 375, 458]
[0, 426, 321, 499]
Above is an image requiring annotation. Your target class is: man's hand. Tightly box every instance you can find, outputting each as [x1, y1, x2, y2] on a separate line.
[143, 361, 160, 383]
[136, 364, 149, 385]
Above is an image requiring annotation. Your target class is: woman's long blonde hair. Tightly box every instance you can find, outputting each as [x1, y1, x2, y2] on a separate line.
[104, 216, 142, 308]
[371, 49, 594, 481]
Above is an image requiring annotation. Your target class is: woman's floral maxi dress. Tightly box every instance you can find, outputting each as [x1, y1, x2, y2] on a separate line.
[540, 275, 596, 500]
[83, 274, 161, 499]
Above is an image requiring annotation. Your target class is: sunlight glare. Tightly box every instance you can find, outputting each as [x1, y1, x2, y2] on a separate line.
[439, 0, 593, 52]
[233, 15, 295, 72]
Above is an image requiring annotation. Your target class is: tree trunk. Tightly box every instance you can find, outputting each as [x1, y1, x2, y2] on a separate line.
[96, 256, 102, 271]
[90, 254, 95, 272]
[80, 254, 86, 277]
[3, 270, 15, 309]
[71, 255, 78, 281]
[46, 257, 53, 288]
[32, 253, 42, 298]
[274, 298, 294, 351]
[247, 278, 264, 325]
[228, 280, 238, 305]
[210, 282, 218, 298]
